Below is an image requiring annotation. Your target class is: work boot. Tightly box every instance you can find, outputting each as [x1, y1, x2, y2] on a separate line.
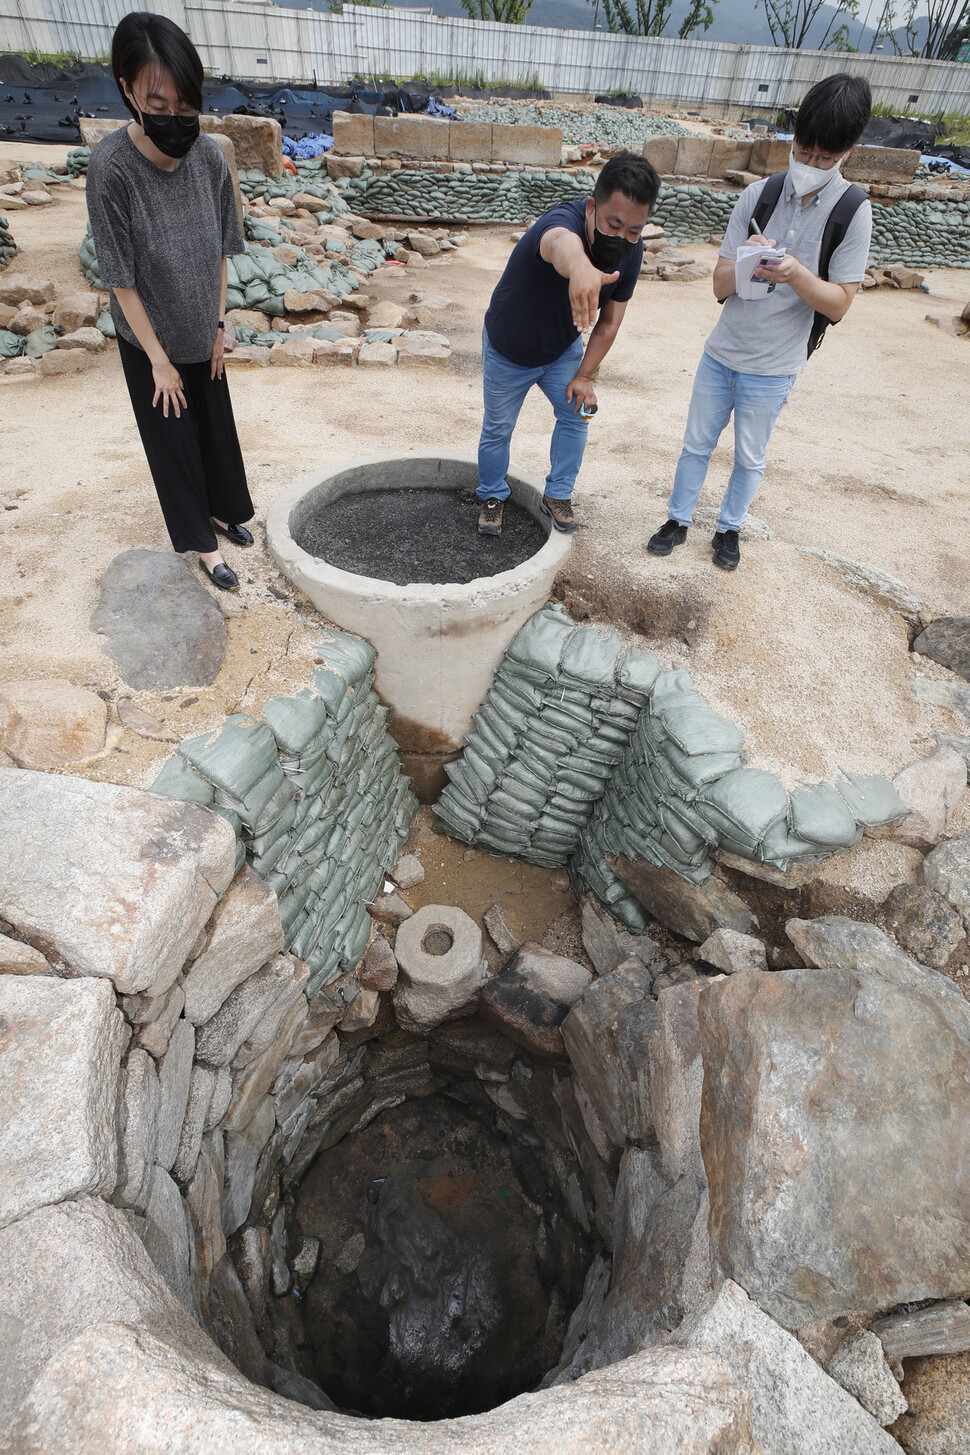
[478, 497, 504, 536]
[711, 529, 741, 571]
[541, 495, 581, 534]
[647, 518, 688, 555]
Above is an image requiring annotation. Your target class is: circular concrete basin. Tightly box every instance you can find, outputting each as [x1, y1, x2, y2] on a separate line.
[266, 452, 573, 797]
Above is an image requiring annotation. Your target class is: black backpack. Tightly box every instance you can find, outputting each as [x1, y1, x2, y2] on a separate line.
[745, 171, 868, 360]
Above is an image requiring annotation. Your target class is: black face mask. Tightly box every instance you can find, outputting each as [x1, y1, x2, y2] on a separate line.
[588, 216, 637, 272]
[139, 109, 200, 160]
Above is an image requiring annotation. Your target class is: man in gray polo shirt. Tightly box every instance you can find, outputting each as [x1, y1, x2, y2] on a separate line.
[648, 73, 873, 570]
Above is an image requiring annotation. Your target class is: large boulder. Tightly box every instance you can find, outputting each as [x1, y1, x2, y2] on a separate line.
[0, 770, 237, 996]
[669, 1280, 901, 1454]
[611, 857, 754, 942]
[699, 964, 970, 1327]
[890, 1350, 970, 1453]
[0, 1197, 236, 1430]
[0, 678, 106, 768]
[9, 1321, 762, 1453]
[181, 865, 284, 1026]
[870, 746, 967, 848]
[561, 959, 656, 1151]
[90, 549, 227, 690]
[479, 943, 591, 1058]
[913, 616, 970, 680]
[0, 977, 125, 1229]
[555, 1149, 710, 1379]
[922, 832, 970, 929]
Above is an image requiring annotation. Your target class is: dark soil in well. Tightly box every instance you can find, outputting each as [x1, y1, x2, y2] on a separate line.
[295, 1093, 574, 1420]
[293, 488, 547, 586]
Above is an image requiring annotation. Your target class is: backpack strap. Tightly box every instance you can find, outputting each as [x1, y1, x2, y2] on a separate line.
[807, 181, 867, 358]
[748, 171, 787, 238]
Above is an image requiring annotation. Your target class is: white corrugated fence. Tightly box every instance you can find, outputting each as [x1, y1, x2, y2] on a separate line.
[1, 0, 968, 115]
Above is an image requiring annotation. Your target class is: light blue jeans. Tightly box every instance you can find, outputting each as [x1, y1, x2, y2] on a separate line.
[477, 331, 588, 502]
[668, 350, 796, 532]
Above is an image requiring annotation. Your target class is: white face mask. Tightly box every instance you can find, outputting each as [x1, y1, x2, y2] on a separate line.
[788, 147, 844, 197]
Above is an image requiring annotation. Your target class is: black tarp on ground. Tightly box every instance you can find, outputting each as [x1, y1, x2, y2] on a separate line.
[0, 56, 455, 144]
[771, 106, 970, 170]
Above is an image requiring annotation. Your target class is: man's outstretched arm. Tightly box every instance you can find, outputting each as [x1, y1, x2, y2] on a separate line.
[539, 226, 620, 332]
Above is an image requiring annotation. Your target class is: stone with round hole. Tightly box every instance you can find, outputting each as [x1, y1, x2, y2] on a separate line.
[393, 903, 488, 1032]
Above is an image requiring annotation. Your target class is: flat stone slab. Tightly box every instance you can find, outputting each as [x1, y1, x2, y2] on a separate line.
[0, 769, 236, 996]
[0, 976, 125, 1229]
[90, 549, 227, 689]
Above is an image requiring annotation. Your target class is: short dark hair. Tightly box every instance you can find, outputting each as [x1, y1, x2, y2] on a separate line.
[112, 12, 204, 119]
[594, 151, 661, 211]
[794, 73, 871, 154]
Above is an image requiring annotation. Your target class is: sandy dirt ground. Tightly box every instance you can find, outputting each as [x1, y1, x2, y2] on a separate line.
[1, 137, 969, 804]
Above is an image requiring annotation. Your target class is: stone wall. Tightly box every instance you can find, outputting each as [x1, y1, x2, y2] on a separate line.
[150, 629, 417, 996]
[434, 605, 906, 932]
[642, 134, 922, 185]
[4, 758, 968, 1450]
[333, 111, 563, 168]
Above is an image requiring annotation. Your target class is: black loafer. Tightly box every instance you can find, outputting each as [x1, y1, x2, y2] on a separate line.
[200, 559, 239, 591]
[212, 520, 254, 547]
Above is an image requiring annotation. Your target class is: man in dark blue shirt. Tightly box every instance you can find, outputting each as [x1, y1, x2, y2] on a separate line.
[477, 151, 659, 535]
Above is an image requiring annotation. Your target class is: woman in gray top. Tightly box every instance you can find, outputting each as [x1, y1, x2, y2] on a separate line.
[87, 12, 253, 590]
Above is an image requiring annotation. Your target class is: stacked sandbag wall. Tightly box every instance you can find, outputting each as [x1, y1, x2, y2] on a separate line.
[572, 667, 906, 932]
[435, 605, 905, 932]
[434, 604, 656, 868]
[868, 196, 970, 269]
[67, 139, 970, 266]
[151, 631, 418, 996]
[0, 213, 16, 271]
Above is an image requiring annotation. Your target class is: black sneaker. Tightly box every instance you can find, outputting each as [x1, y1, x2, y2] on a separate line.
[647, 518, 688, 555]
[478, 497, 504, 535]
[541, 495, 581, 533]
[711, 529, 740, 571]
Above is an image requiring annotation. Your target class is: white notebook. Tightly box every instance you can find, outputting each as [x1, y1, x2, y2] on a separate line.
[735, 244, 786, 300]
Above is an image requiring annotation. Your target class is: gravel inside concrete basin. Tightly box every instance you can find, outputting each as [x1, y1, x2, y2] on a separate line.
[292, 487, 547, 585]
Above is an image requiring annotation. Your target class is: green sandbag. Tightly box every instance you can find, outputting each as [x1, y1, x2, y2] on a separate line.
[695, 767, 790, 844]
[759, 818, 823, 867]
[233, 251, 258, 286]
[559, 622, 623, 688]
[179, 714, 279, 798]
[663, 740, 745, 790]
[314, 631, 376, 695]
[263, 689, 330, 755]
[788, 781, 862, 850]
[96, 309, 116, 337]
[25, 326, 58, 358]
[834, 769, 908, 826]
[149, 754, 215, 807]
[657, 702, 745, 758]
[616, 646, 660, 697]
[0, 329, 23, 358]
[649, 668, 702, 710]
[505, 602, 574, 677]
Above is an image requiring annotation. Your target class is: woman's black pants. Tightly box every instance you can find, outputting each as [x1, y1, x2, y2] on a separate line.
[118, 334, 254, 554]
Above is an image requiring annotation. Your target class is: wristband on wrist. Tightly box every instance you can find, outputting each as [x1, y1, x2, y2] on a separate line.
[217, 320, 225, 330]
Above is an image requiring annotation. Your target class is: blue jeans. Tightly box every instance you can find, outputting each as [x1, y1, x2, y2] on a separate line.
[668, 350, 796, 533]
[477, 331, 588, 502]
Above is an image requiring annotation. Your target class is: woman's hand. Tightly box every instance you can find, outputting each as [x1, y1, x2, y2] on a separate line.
[151, 358, 187, 419]
[210, 328, 225, 382]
